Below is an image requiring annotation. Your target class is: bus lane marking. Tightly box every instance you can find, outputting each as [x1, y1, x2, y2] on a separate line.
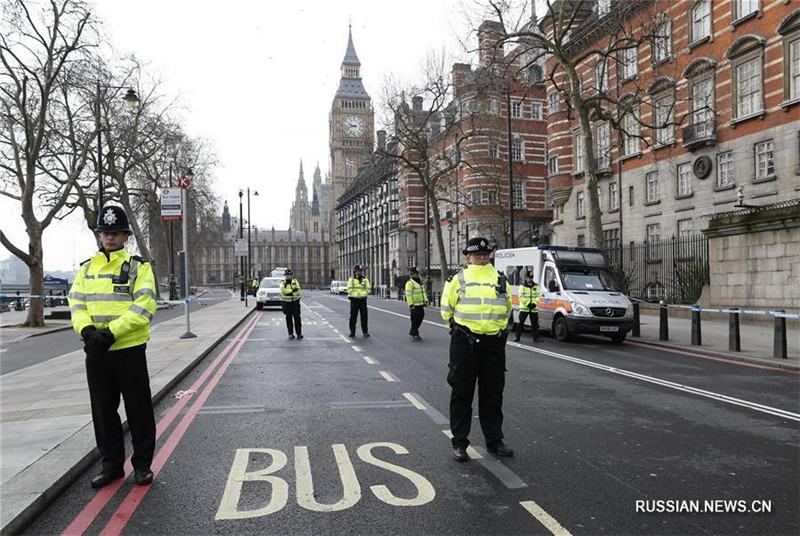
[379, 371, 398, 382]
[520, 500, 573, 536]
[363, 355, 377, 364]
[442, 430, 529, 490]
[402, 393, 425, 410]
[351, 345, 363, 352]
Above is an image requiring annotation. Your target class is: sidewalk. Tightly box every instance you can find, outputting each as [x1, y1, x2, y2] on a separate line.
[631, 313, 800, 370]
[0, 294, 254, 534]
[1, 307, 74, 344]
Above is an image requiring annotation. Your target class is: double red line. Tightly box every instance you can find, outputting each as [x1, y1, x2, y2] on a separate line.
[62, 312, 262, 535]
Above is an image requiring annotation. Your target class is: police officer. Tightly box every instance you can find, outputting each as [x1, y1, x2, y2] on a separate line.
[514, 271, 541, 342]
[405, 267, 427, 341]
[347, 264, 370, 337]
[68, 205, 157, 488]
[251, 277, 259, 296]
[441, 237, 513, 462]
[280, 269, 303, 340]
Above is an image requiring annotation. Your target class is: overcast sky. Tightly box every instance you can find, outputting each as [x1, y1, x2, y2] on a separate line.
[1, 0, 507, 272]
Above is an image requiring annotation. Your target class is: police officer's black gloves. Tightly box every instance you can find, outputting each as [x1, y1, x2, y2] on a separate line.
[81, 326, 97, 341]
[87, 328, 115, 353]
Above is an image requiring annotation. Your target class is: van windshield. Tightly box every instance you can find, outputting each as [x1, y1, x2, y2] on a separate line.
[561, 269, 620, 291]
[260, 278, 281, 289]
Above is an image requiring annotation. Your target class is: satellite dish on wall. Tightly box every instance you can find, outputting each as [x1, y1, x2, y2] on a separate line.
[693, 156, 712, 179]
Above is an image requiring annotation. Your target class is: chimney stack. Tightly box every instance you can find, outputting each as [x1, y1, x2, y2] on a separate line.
[412, 95, 423, 111]
[377, 130, 386, 151]
[478, 20, 505, 67]
[451, 63, 472, 96]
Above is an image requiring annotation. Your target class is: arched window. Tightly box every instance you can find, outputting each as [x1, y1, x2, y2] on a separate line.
[777, 9, 800, 103]
[689, 0, 712, 46]
[726, 35, 766, 120]
[683, 58, 717, 142]
[647, 78, 676, 146]
[528, 64, 543, 84]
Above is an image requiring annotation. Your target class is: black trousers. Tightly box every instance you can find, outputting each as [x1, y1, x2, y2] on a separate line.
[349, 298, 368, 334]
[447, 330, 506, 448]
[85, 345, 156, 472]
[515, 311, 540, 341]
[409, 306, 425, 336]
[282, 301, 302, 336]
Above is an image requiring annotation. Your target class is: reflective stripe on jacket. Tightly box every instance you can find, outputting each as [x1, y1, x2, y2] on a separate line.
[68, 248, 157, 350]
[517, 284, 540, 312]
[280, 279, 301, 302]
[405, 278, 427, 307]
[347, 276, 370, 299]
[440, 263, 512, 335]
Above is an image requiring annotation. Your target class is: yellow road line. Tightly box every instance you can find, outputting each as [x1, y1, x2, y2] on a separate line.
[363, 355, 376, 365]
[403, 392, 425, 410]
[441, 430, 482, 459]
[379, 371, 396, 382]
[520, 501, 572, 536]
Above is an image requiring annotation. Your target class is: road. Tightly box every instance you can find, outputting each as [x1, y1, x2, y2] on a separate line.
[0, 290, 233, 375]
[26, 291, 800, 535]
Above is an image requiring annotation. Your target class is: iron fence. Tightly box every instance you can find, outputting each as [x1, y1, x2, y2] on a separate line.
[607, 235, 709, 303]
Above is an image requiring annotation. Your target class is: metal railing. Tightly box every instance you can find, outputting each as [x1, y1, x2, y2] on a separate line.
[682, 119, 716, 146]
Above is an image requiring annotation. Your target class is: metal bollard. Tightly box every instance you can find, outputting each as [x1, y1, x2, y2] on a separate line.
[774, 310, 787, 360]
[659, 301, 669, 341]
[632, 302, 640, 337]
[728, 308, 740, 352]
[691, 307, 702, 346]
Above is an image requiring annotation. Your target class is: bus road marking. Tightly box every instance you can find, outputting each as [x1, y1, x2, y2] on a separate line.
[363, 355, 377, 365]
[379, 371, 398, 382]
[520, 500, 573, 536]
[402, 393, 425, 410]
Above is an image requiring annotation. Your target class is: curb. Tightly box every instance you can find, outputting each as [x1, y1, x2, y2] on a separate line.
[1, 306, 255, 536]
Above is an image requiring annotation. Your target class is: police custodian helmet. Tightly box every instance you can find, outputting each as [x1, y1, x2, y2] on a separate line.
[409, 266, 419, 274]
[284, 269, 293, 275]
[353, 264, 363, 271]
[95, 205, 131, 233]
[462, 237, 494, 256]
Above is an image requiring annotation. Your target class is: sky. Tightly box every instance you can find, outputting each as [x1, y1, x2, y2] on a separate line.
[0, 0, 507, 272]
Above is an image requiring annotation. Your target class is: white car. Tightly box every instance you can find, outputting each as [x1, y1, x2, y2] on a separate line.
[256, 277, 283, 309]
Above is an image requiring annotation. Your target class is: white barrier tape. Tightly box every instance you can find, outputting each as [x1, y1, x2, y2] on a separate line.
[164, 296, 235, 305]
[0, 294, 67, 299]
[629, 299, 797, 319]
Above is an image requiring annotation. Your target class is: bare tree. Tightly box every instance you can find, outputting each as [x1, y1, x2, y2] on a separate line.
[0, 0, 97, 326]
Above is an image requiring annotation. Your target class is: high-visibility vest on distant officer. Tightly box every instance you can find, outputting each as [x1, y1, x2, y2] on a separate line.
[405, 277, 427, 306]
[280, 278, 301, 302]
[347, 270, 370, 298]
[441, 240, 512, 335]
[517, 280, 540, 313]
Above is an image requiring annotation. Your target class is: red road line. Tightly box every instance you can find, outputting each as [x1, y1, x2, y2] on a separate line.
[61, 313, 260, 536]
[626, 340, 800, 376]
[99, 312, 261, 535]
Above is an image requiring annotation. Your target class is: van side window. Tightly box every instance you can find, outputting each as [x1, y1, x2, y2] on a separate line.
[543, 267, 556, 291]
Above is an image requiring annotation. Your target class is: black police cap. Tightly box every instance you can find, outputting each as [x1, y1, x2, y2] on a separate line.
[410, 266, 419, 274]
[353, 264, 363, 271]
[462, 237, 494, 255]
[284, 269, 293, 275]
[95, 205, 131, 233]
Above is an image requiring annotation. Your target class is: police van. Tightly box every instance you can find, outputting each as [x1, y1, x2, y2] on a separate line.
[494, 245, 634, 343]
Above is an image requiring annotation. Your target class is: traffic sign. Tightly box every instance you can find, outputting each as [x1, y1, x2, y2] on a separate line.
[178, 175, 191, 189]
[161, 187, 182, 221]
[234, 239, 248, 257]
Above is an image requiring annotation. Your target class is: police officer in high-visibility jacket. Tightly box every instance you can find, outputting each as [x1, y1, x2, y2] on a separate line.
[441, 237, 513, 462]
[68, 205, 157, 488]
[405, 266, 427, 341]
[280, 269, 303, 340]
[347, 264, 370, 337]
[514, 271, 541, 342]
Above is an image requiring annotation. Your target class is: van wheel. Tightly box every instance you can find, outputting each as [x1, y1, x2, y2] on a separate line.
[256, 303, 263, 310]
[610, 332, 626, 344]
[553, 316, 570, 342]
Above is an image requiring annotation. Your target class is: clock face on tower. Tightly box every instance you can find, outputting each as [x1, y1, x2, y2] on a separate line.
[343, 115, 365, 137]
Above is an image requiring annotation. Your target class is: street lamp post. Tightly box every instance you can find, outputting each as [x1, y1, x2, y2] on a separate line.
[505, 83, 515, 249]
[168, 163, 177, 301]
[95, 83, 139, 207]
[179, 168, 196, 339]
[239, 190, 245, 304]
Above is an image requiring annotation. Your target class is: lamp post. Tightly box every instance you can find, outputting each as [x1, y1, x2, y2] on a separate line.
[96, 84, 139, 207]
[505, 83, 515, 249]
[240, 188, 259, 303]
[239, 190, 245, 304]
[179, 168, 196, 339]
[168, 163, 177, 300]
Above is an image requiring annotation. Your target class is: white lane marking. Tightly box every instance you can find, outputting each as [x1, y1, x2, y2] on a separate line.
[351, 345, 363, 352]
[295, 444, 361, 512]
[520, 501, 573, 536]
[403, 392, 425, 410]
[363, 355, 377, 365]
[364, 303, 800, 422]
[379, 371, 398, 382]
[339, 334, 351, 343]
[442, 430, 482, 459]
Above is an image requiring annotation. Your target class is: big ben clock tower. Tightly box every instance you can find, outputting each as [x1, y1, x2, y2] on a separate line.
[329, 25, 374, 272]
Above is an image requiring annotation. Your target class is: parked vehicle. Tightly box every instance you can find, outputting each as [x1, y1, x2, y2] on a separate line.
[330, 280, 348, 295]
[255, 277, 284, 309]
[494, 245, 634, 343]
[270, 267, 288, 277]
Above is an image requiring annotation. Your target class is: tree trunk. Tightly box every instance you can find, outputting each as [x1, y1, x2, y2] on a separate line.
[429, 187, 450, 283]
[24, 233, 45, 328]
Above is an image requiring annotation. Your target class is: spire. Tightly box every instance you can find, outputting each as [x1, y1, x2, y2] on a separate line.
[343, 24, 360, 66]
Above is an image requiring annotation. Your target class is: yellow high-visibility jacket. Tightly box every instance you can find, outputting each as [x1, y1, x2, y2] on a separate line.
[405, 278, 427, 307]
[347, 276, 370, 299]
[68, 248, 157, 351]
[440, 263, 512, 335]
[280, 279, 301, 302]
[517, 283, 540, 312]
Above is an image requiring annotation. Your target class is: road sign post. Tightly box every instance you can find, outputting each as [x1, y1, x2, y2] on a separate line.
[179, 177, 196, 339]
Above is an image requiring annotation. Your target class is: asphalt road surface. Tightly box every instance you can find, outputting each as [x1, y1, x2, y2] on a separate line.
[0, 290, 233, 375]
[27, 291, 800, 535]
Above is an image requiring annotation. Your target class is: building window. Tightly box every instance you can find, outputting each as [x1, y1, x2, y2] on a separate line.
[471, 190, 481, 204]
[609, 182, 619, 211]
[733, 0, 759, 22]
[595, 122, 611, 170]
[678, 219, 693, 239]
[677, 162, 693, 197]
[577, 234, 585, 247]
[407, 256, 415, 268]
[647, 223, 661, 247]
[654, 92, 674, 146]
[513, 182, 525, 208]
[653, 19, 672, 63]
[595, 61, 608, 93]
[690, 1, 711, 45]
[528, 64, 543, 84]
[789, 37, 800, 101]
[598, 0, 611, 17]
[511, 100, 523, 118]
[690, 76, 714, 135]
[531, 102, 542, 119]
[487, 191, 498, 205]
[646, 171, 660, 203]
[489, 141, 499, 159]
[620, 46, 638, 81]
[548, 155, 559, 175]
[629, 185, 634, 206]
[717, 151, 734, 188]
[576, 190, 585, 218]
[512, 137, 523, 161]
[734, 57, 763, 118]
[548, 92, 559, 114]
[755, 140, 775, 180]
[573, 131, 585, 173]
[604, 228, 619, 252]
[621, 107, 640, 156]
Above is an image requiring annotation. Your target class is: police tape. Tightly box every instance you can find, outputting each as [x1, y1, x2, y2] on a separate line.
[0, 294, 67, 299]
[608, 297, 798, 319]
[162, 296, 237, 305]
[0, 294, 234, 304]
